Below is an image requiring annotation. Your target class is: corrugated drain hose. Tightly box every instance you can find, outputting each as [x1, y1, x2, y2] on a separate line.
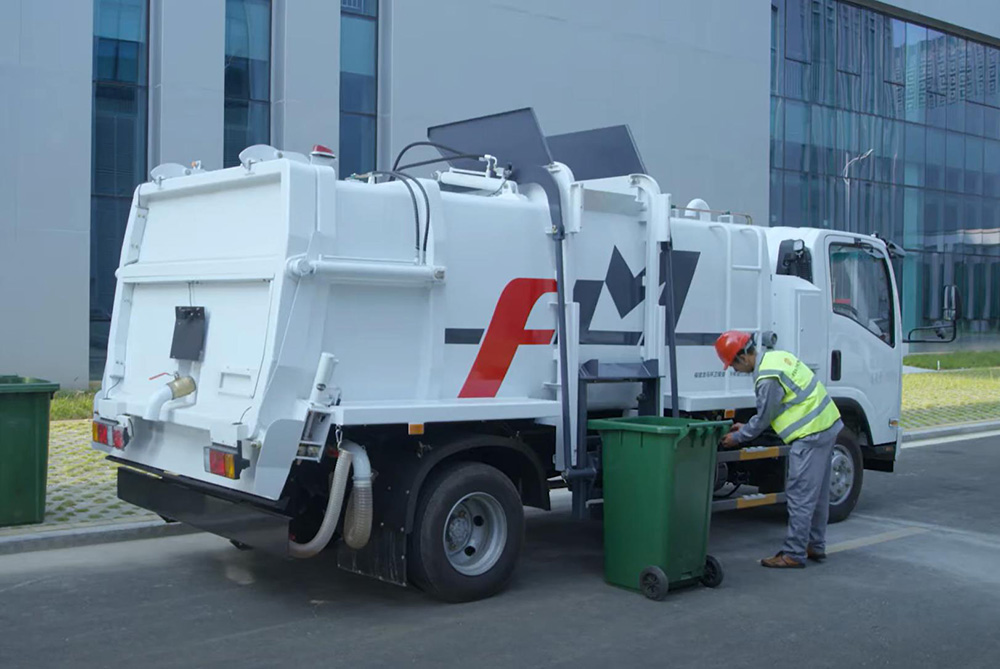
[288, 440, 373, 558]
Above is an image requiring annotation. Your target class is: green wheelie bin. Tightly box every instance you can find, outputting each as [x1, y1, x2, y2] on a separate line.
[0, 376, 60, 526]
[589, 416, 731, 600]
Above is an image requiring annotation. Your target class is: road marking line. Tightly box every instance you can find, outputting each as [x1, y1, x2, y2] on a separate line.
[827, 527, 928, 554]
[902, 429, 1000, 449]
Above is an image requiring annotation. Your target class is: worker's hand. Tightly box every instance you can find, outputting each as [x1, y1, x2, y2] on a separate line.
[720, 432, 740, 449]
[729, 422, 743, 434]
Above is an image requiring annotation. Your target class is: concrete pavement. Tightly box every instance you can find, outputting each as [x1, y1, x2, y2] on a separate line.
[1, 433, 998, 668]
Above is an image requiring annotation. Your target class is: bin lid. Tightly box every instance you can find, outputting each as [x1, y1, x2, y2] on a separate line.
[588, 416, 731, 436]
[0, 376, 60, 394]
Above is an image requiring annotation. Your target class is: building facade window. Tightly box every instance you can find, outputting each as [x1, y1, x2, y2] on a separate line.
[770, 0, 1000, 343]
[91, 0, 149, 377]
[340, 0, 378, 176]
[224, 0, 272, 168]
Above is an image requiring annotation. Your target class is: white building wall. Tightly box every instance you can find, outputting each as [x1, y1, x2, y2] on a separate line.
[149, 0, 225, 170]
[0, 0, 93, 388]
[272, 0, 341, 156]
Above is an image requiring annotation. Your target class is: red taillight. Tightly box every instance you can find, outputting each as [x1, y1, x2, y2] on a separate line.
[209, 450, 226, 476]
[204, 446, 242, 479]
[93, 420, 129, 449]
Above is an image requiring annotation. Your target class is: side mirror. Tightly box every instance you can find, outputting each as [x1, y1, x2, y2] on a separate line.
[904, 284, 961, 344]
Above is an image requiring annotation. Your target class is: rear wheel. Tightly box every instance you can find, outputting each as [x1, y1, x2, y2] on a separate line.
[408, 462, 524, 603]
[828, 430, 863, 523]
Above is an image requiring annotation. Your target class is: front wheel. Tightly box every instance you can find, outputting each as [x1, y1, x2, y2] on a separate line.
[408, 462, 524, 603]
[828, 430, 864, 523]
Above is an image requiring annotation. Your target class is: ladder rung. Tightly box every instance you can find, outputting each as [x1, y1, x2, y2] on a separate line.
[716, 445, 790, 463]
[712, 492, 786, 512]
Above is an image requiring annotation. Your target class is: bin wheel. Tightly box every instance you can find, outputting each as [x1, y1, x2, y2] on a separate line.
[639, 566, 669, 601]
[701, 555, 724, 588]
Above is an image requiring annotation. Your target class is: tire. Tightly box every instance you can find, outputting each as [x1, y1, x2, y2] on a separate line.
[640, 566, 669, 601]
[700, 555, 724, 588]
[408, 462, 524, 603]
[828, 429, 864, 523]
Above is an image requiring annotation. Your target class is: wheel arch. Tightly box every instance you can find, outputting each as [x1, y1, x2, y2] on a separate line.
[400, 434, 550, 534]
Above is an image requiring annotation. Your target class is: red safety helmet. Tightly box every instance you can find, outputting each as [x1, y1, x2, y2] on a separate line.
[715, 331, 752, 369]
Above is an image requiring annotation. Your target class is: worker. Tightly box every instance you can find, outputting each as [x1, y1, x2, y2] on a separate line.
[715, 331, 844, 569]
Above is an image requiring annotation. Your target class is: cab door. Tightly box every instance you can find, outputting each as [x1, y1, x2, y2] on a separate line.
[825, 237, 903, 454]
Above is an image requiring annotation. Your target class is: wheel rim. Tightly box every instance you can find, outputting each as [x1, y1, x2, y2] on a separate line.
[830, 444, 855, 506]
[442, 492, 508, 576]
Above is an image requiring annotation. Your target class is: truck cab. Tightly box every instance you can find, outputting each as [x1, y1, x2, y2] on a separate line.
[766, 227, 904, 471]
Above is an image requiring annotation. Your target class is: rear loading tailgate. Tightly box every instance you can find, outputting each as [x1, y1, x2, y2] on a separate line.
[94, 162, 304, 496]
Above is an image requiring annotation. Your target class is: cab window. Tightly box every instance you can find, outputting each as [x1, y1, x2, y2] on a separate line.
[829, 243, 895, 347]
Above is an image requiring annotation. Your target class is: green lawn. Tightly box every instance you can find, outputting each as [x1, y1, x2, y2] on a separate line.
[904, 350, 1000, 370]
[51, 388, 97, 421]
[900, 367, 1000, 429]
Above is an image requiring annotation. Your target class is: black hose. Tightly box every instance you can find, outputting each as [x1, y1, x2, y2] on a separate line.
[390, 172, 431, 257]
[369, 171, 420, 258]
[392, 141, 466, 172]
[395, 154, 483, 172]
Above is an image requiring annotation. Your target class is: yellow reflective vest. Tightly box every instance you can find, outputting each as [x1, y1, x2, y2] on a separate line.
[757, 350, 842, 443]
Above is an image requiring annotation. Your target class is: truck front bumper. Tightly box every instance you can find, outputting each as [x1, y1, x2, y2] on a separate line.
[117, 466, 292, 555]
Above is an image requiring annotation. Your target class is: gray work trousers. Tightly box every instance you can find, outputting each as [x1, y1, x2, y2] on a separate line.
[781, 420, 844, 562]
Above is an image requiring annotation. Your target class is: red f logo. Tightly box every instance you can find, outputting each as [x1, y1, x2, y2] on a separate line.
[459, 278, 558, 398]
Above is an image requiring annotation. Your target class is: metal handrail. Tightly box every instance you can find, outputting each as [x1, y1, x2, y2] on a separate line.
[671, 206, 754, 226]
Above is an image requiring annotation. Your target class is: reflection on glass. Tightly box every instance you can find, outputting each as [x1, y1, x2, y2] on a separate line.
[769, 0, 1000, 339]
[91, 0, 149, 376]
[224, 0, 271, 167]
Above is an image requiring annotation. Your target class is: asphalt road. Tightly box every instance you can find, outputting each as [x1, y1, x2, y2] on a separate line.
[1, 434, 999, 668]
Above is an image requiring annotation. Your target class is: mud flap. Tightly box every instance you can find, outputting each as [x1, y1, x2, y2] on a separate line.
[336, 526, 408, 587]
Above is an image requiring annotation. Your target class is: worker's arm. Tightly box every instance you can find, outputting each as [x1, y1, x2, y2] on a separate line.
[731, 379, 784, 445]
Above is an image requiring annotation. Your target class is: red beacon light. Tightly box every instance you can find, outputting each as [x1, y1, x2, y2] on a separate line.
[310, 144, 337, 167]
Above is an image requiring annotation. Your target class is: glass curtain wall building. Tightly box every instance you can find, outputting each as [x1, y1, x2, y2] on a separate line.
[224, 0, 272, 168]
[340, 0, 378, 177]
[771, 0, 1000, 343]
[91, 0, 149, 375]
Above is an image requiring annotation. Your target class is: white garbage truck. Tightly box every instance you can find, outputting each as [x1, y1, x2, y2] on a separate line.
[92, 108, 951, 602]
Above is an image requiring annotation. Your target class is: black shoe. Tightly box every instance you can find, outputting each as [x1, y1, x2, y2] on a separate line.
[807, 547, 827, 563]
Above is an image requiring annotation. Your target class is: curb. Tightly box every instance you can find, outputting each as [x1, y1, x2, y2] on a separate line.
[902, 420, 1000, 443]
[0, 518, 199, 556]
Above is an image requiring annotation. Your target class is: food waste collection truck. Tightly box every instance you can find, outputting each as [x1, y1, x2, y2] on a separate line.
[92, 109, 949, 602]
